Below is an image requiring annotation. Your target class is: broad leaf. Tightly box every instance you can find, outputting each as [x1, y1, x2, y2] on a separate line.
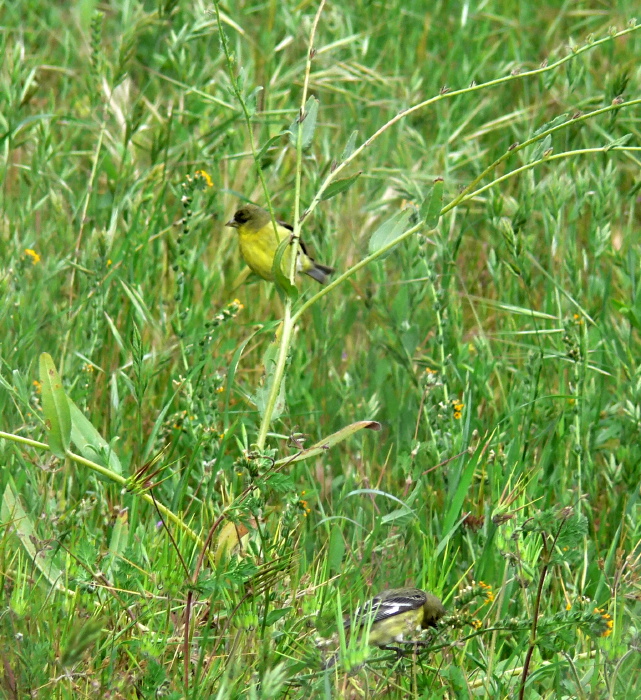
[288, 95, 319, 150]
[69, 399, 123, 476]
[420, 178, 444, 229]
[341, 130, 359, 161]
[39, 352, 71, 458]
[321, 172, 361, 200]
[272, 236, 299, 301]
[368, 208, 413, 258]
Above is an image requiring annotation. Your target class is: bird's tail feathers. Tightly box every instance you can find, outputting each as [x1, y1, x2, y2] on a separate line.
[304, 262, 335, 285]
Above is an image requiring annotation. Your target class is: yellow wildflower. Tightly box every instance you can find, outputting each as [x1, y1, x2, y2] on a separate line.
[24, 249, 41, 264]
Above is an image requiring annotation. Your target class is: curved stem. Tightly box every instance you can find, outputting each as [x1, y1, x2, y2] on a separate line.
[291, 143, 639, 326]
[0, 430, 205, 551]
[300, 24, 640, 226]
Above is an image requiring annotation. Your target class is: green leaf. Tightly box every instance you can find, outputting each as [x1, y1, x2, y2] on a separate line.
[272, 235, 299, 301]
[246, 85, 263, 117]
[256, 131, 287, 166]
[39, 352, 71, 458]
[264, 472, 294, 493]
[328, 526, 345, 575]
[288, 95, 319, 150]
[532, 113, 569, 138]
[420, 178, 444, 229]
[275, 420, 381, 465]
[69, 399, 122, 476]
[341, 130, 359, 160]
[437, 438, 488, 555]
[104, 509, 128, 576]
[254, 338, 287, 422]
[380, 506, 414, 525]
[2, 479, 68, 593]
[321, 172, 361, 200]
[531, 134, 552, 163]
[368, 208, 414, 258]
[606, 133, 632, 151]
[265, 607, 292, 626]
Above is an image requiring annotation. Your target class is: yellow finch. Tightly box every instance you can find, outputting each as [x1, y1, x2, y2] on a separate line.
[226, 204, 334, 284]
[345, 587, 445, 648]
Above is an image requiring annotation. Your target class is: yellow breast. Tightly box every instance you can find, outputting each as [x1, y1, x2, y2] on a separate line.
[237, 223, 298, 281]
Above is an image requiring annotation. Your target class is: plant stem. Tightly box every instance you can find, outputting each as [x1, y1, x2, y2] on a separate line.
[255, 0, 326, 451]
[0, 430, 205, 551]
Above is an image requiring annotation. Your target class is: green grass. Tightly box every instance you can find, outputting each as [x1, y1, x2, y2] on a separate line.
[1, 0, 641, 697]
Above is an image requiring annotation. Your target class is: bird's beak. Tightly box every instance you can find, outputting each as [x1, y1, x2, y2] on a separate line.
[225, 219, 238, 228]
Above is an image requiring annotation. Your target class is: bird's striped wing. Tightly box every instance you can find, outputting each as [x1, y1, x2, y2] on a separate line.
[345, 589, 427, 630]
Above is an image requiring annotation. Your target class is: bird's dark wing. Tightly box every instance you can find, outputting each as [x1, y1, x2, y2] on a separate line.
[277, 219, 294, 232]
[345, 589, 427, 629]
[277, 219, 316, 261]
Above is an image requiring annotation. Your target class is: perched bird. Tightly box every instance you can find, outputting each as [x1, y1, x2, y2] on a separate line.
[226, 204, 334, 284]
[344, 587, 446, 648]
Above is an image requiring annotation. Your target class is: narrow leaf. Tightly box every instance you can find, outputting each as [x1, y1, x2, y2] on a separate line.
[606, 133, 632, 151]
[104, 509, 128, 576]
[246, 85, 263, 117]
[438, 438, 488, 549]
[532, 113, 569, 138]
[39, 352, 71, 458]
[288, 95, 319, 150]
[531, 134, 552, 163]
[254, 337, 287, 421]
[256, 131, 287, 165]
[420, 178, 444, 229]
[275, 420, 381, 465]
[341, 130, 359, 161]
[368, 208, 414, 258]
[321, 172, 361, 201]
[328, 527, 345, 575]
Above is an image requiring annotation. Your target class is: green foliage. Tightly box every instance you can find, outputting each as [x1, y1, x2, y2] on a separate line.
[1, 1, 641, 698]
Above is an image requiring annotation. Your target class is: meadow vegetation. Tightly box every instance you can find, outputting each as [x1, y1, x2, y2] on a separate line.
[1, 0, 641, 697]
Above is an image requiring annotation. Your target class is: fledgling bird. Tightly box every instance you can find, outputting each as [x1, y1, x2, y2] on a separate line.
[226, 204, 334, 284]
[344, 587, 446, 649]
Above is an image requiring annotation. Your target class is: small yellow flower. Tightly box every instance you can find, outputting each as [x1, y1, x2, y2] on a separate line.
[195, 169, 213, 187]
[24, 249, 41, 264]
[216, 386, 225, 393]
[454, 411, 462, 420]
[32, 380, 41, 393]
[478, 581, 494, 603]
[107, 259, 112, 266]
